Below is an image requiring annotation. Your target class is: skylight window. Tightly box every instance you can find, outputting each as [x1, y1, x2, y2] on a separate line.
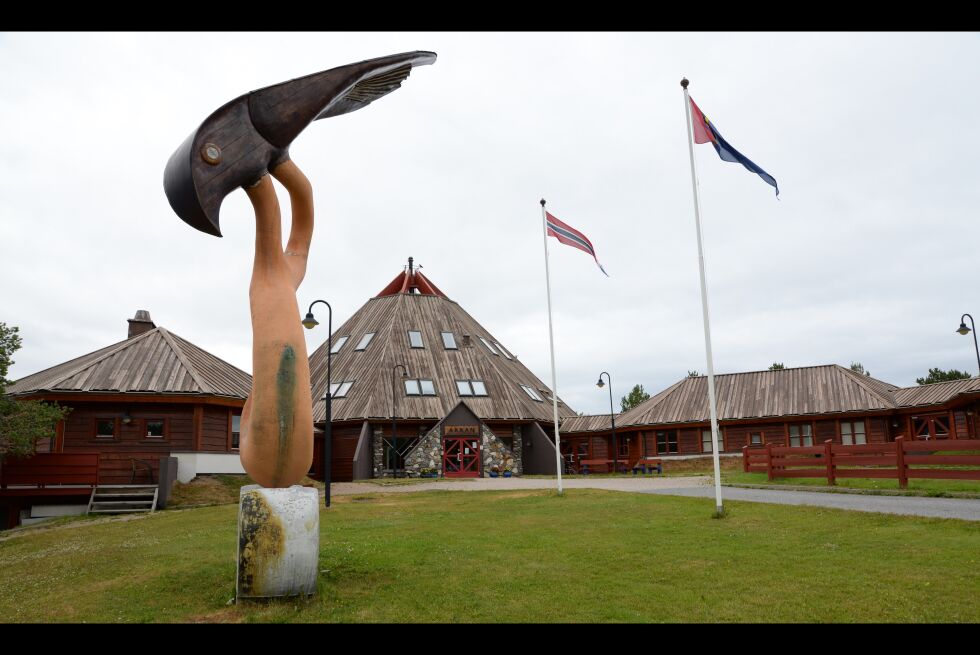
[330, 381, 354, 398]
[330, 336, 349, 354]
[456, 379, 489, 396]
[494, 342, 512, 360]
[441, 331, 458, 350]
[479, 337, 499, 355]
[408, 330, 424, 349]
[405, 379, 437, 396]
[520, 384, 543, 401]
[355, 332, 375, 351]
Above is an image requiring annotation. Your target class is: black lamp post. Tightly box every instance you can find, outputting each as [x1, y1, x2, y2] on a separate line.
[302, 300, 332, 508]
[957, 313, 980, 377]
[596, 372, 618, 475]
[391, 363, 408, 478]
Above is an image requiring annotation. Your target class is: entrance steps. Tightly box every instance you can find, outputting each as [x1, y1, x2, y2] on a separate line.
[87, 485, 158, 515]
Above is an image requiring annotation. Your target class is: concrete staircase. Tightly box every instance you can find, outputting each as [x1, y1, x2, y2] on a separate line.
[87, 485, 158, 515]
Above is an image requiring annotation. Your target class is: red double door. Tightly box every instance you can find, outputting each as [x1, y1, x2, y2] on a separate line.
[443, 437, 481, 478]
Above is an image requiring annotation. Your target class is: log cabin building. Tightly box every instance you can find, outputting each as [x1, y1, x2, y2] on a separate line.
[559, 365, 980, 472]
[305, 259, 578, 481]
[1, 311, 250, 527]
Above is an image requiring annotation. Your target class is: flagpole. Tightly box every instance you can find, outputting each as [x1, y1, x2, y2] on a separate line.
[540, 198, 564, 496]
[681, 78, 724, 516]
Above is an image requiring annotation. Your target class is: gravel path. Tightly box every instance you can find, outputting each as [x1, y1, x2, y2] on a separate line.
[330, 476, 709, 495]
[331, 476, 980, 521]
[640, 486, 980, 521]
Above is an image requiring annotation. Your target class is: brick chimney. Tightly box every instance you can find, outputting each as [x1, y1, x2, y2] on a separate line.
[127, 310, 156, 338]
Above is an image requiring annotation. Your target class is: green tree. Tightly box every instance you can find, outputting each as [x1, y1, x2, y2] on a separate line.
[769, 362, 785, 370]
[850, 362, 871, 377]
[915, 368, 972, 385]
[687, 370, 700, 378]
[620, 384, 651, 412]
[0, 323, 70, 458]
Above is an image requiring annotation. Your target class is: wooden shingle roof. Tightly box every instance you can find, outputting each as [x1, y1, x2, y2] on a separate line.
[893, 376, 980, 408]
[308, 276, 578, 423]
[615, 365, 901, 428]
[560, 414, 616, 433]
[8, 327, 251, 399]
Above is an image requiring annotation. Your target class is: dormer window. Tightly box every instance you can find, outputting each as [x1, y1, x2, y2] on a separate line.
[330, 336, 349, 354]
[456, 379, 489, 396]
[408, 330, 424, 349]
[405, 379, 437, 396]
[329, 381, 355, 398]
[355, 332, 375, 351]
[441, 331, 458, 350]
[479, 337, 499, 355]
[520, 384, 543, 401]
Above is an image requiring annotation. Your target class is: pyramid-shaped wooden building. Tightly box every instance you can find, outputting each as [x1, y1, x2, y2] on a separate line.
[306, 259, 577, 480]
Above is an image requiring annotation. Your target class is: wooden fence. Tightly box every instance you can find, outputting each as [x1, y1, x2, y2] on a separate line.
[0, 453, 99, 488]
[742, 437, 980, 488]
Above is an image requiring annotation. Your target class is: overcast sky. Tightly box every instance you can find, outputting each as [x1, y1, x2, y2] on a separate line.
[2, 32, 978, 415]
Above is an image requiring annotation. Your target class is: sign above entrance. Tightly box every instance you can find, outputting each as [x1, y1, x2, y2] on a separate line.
[444, 425, 479, 436]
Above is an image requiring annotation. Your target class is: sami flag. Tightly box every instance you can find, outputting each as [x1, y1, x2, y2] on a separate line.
[689, 97, 779, 197]
[546, 212, 608, 277]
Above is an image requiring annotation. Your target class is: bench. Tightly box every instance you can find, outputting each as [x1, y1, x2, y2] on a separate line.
[579, 459, 631, 474]
[633, 459, 663, 475]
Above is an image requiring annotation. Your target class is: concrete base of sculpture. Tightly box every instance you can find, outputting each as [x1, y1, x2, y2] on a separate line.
[236, 485, 319, 600]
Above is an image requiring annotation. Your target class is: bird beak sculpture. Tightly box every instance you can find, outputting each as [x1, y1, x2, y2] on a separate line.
[163, 50, 437, 236]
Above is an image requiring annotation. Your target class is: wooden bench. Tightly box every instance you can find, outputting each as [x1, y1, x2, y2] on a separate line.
[579, 459, 631, 474]
[633, 459, 663, 475]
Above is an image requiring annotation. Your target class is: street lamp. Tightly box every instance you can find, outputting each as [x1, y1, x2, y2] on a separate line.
[391, 363, 409, 478]
[957, 313, 979, 377]
[596, 372, 619, 475]
[302, 300, 332, 508]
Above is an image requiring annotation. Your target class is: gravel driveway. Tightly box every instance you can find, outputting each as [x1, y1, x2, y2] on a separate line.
[330, 476, 980, 521]
[330, 476, 709, 495]
[640, 486, 980, 521]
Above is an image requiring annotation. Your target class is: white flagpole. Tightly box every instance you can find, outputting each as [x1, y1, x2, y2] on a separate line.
[681, 78, 724, 515]
[540, 199, 564, 496]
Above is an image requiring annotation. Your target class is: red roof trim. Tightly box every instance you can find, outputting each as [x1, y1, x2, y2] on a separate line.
[375, 269, 448, 299]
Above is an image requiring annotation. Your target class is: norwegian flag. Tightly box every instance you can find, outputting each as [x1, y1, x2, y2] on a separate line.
[545, 211, 608, 277]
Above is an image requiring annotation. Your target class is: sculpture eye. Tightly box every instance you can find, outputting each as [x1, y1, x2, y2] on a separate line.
[201, 143, 222, 165]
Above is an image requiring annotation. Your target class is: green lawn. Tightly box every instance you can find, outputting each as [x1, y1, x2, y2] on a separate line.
[1, 489, 978, 623]
[726, 472, 980, 497]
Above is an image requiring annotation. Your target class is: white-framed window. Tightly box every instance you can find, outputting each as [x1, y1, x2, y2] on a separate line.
[441, 331, 457, 349]
[330, 381, 354, 398]
[330, 336, 349, 354]
[701, 429, 714, 453]
[520, 384, 543, 401]
[840, 420, 867, 445]
[494, 342, 512, 360]
[355, 332, 375, 351]
[405, 379, 437, 396]
[408, 330, 424, 349]
[456, 379, 488, 396]
[479, 337, 499, 355]
[789, 423, 813, 447]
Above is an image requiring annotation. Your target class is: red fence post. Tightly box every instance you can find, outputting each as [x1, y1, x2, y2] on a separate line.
[824, 439, 835, 486]
[766, 442, 774, 481]
[742, 446, 749, 473]
[895, 436, 907, 489]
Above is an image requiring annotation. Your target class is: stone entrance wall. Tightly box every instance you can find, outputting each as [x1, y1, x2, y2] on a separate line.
[480, 425, 522, 476]
[402, 424, 443, 477]
[370, 418, 523, 478]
